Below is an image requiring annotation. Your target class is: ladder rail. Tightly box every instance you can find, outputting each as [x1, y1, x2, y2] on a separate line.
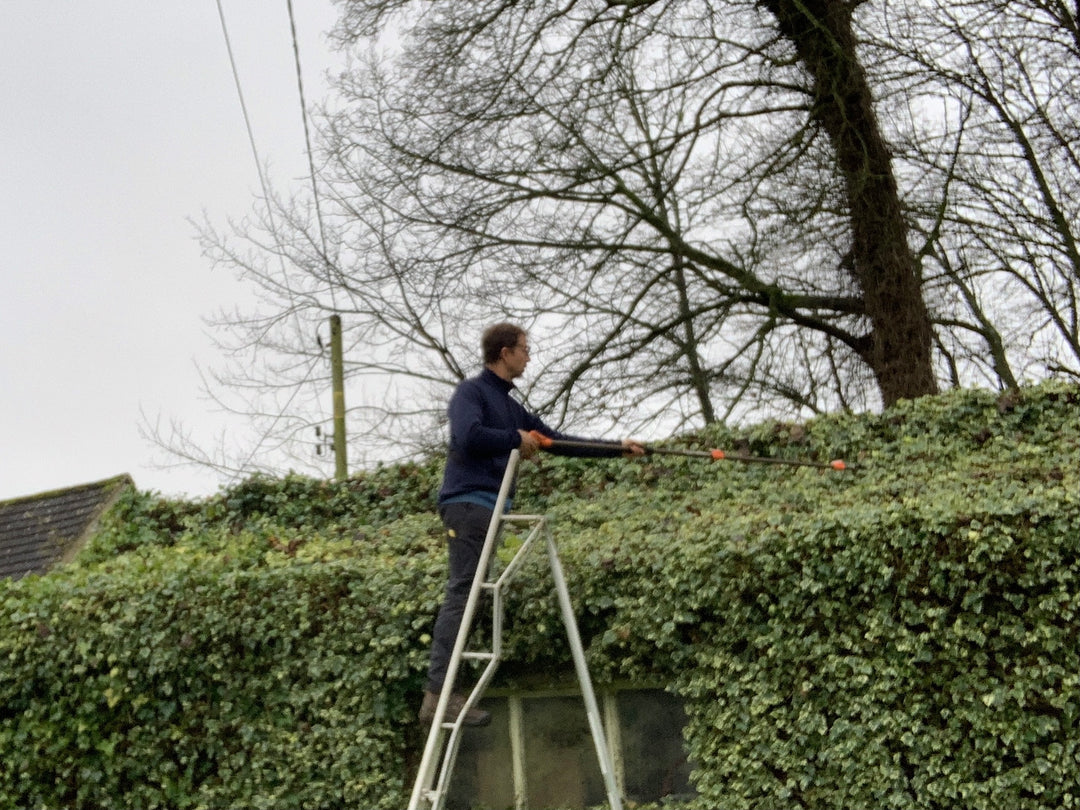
[407, 451, 522, 810]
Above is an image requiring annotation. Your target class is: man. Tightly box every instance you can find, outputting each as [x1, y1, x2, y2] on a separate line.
[420, 322, 644, 726]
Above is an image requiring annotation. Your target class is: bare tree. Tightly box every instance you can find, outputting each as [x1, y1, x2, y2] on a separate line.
[872, 0, 1080, 385]
[327, 0, 936, 416]
[167, 0, 1077, 479]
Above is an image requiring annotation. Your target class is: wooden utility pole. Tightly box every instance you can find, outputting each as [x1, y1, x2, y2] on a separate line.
[329, 314, 347, 480]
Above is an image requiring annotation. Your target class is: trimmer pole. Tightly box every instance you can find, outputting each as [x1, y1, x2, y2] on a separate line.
[528, 431, 849, 471]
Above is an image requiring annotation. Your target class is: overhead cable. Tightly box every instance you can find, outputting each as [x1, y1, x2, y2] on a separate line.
[214, 0, 332, 484]
[286, 0, 338, 311]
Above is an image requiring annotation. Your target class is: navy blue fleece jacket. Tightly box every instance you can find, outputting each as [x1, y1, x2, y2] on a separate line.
[437, 368, 622, 506]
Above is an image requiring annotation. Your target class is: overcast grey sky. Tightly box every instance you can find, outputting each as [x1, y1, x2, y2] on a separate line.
[1, 1, 341, 501]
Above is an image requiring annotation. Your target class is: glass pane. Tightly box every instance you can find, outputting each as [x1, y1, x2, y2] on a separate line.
[617, 689, 696, 803]
[445, 697, 515, 810]
[523, 695, 606, 809]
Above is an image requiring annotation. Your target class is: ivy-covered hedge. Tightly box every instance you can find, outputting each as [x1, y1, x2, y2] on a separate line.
[1, 382, 1077, 809]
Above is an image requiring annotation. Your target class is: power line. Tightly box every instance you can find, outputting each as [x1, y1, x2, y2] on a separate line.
[214, 0, 295, 293]
[286, 0, 337, 310]
[214, 0, 337, 484]
[215, 0, 274, 236]
[286, 0, 347, 479]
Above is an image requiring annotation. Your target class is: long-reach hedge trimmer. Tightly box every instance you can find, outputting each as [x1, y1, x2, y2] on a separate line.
[528, 430, 849, 470]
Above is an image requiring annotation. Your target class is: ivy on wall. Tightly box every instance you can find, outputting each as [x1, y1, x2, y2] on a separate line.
[1, 382, 1077, 809]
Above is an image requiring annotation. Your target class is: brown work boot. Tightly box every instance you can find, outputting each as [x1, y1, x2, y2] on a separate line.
[419, 690, 491, 727]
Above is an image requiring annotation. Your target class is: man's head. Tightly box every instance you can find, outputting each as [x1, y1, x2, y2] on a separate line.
[482, 322, 530, 380]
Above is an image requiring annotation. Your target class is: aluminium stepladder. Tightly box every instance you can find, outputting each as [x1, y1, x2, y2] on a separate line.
[407, 449, 623, 810]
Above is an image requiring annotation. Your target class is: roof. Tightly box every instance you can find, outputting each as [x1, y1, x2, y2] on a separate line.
[0, 474, 134, 580]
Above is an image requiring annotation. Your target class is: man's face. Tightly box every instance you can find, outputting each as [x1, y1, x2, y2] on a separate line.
[503, 336, 531, 379]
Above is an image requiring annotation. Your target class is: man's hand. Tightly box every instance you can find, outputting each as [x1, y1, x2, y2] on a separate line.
[518, 429, 542, 459]
[622, 439, 646, 457]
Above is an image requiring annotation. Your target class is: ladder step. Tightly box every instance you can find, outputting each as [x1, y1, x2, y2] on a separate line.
[462, 651, 496, 661]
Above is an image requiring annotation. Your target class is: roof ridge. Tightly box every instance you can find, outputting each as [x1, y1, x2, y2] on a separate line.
[0, 473, 135, 508]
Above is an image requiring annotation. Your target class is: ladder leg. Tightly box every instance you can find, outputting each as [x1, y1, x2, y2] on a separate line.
[546, 529, 624, 810]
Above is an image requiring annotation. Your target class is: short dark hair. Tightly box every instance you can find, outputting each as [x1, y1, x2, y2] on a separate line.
[482, 322, 525, 365]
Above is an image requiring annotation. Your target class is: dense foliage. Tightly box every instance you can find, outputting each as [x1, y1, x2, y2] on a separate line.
[1, 382, 1077, 808]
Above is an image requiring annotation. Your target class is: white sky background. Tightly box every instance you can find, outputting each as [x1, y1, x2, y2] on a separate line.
[1, 1, 343, 501]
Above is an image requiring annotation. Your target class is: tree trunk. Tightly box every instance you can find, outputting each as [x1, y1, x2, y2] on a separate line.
[761, 0, 939, 405]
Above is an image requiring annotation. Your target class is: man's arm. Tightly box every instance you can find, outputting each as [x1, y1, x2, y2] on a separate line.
[518, 408, 644, 459]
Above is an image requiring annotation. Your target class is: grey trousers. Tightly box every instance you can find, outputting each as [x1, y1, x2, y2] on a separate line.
[425, 501, 493, 693]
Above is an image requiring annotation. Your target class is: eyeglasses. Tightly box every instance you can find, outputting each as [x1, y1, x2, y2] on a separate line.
[515, 343, 531, 356]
